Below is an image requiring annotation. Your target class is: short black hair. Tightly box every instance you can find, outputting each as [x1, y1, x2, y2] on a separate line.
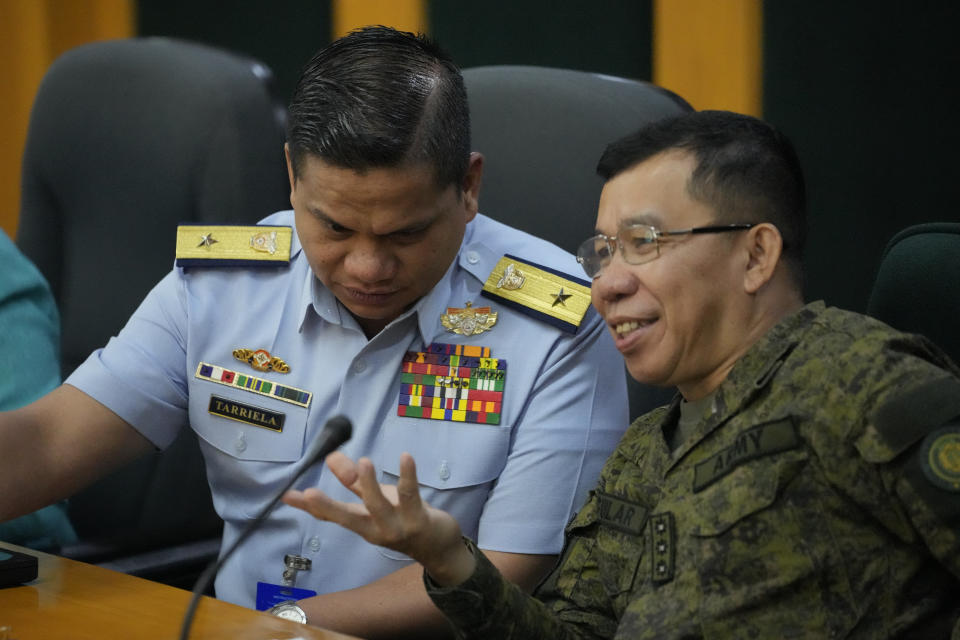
[286, 25, 470, 188]
[597, 110, 806, 286]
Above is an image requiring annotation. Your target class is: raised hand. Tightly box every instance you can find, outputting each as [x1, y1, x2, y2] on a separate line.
[283, 451, 477, 586]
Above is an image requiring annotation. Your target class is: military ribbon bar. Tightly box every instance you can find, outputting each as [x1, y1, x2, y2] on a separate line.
[195, 362, 311, 408]
[397, 342, 505, 425]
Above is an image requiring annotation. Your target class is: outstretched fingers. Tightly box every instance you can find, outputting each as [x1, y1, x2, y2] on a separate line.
[285, 453, 443, 560]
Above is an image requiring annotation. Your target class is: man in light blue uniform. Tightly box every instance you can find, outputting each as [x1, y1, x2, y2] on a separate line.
[0, 26, 627, 638]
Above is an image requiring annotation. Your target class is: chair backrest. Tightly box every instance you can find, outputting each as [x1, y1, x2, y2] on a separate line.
[463, 65, 692, 417]
[867, 222, 960, 364]
[15, 37, 290, 586]
[18, 36, 289, 379]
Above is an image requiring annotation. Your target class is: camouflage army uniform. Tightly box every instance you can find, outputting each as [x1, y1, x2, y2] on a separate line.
[426, 302, 960, 639]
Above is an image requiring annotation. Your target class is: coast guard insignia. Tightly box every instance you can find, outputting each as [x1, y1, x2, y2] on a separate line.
[250, 230, 279, 254]
[496, 263, 525, 290]
[441, 301, 498, 336]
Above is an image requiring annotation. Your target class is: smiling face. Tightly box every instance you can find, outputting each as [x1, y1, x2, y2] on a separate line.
[590, 150, 754, 401]
[287, 150, 481, 337]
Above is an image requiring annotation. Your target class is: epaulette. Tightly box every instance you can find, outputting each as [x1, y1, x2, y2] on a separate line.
[175, 224, 292, 267]
[481, 254, 591, 334]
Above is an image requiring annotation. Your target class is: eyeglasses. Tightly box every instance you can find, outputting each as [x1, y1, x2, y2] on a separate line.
[576, 222, 756, 279]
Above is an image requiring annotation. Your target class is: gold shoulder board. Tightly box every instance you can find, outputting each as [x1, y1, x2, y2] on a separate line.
[175, 225, 292, 267]
[481, 255, 591, 334]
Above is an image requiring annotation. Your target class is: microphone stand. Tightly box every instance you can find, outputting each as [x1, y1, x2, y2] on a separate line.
[178, 415, 352, 640]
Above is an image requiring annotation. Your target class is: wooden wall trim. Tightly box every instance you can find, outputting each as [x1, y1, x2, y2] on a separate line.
[653, 0, 762, 115]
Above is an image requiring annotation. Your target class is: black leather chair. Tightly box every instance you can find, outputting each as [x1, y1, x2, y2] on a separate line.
[463, 65, 692, 418]
[867, 222, 960, 364]
[16, 37, 290, 589]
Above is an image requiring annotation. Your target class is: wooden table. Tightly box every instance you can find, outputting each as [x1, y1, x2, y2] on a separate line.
[0, 542, 361, 639]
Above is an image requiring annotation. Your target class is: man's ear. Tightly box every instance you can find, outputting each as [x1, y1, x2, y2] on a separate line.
[743, 222, 783, 294]
[461, 152, 484, 222]
[284, 143, 297, 207]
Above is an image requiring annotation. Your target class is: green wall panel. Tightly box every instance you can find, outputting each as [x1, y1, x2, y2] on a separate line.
[137, 0, 332, 105]
[764, 1, 960, 312]
[431, 1, 652, 81]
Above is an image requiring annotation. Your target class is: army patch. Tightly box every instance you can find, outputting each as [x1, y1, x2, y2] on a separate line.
[397, 342, 505, 425]
[195, 362, 311, 408]
[921, 424, 960, 492]
[597, 492, 648, 535]
[175, 225, 292, 267]
[481, 255, 591, 334]
[208, 395, 285, 432]
[692, 418, 800, 492]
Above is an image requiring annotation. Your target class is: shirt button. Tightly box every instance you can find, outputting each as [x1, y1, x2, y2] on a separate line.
[308, 536, 321, 552]
[234, 433, 247, 453]
[465, 251, 480, 264]
[438, 460, 450, 481]
[352, 359, 366, 373]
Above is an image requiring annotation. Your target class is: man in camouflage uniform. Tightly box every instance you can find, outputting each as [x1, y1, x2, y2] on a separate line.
[285, 110, 960, 638]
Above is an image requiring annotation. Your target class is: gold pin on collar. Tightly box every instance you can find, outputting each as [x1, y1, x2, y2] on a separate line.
[233, 348, 290, 373]
[441, 301, 498, 336]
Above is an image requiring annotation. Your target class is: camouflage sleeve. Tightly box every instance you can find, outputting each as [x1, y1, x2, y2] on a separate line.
[856, 372, 960, 578]
[425, 534, 617, 640]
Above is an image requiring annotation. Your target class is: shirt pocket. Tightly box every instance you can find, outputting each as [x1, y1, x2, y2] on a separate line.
[189, 378, 310, 463]
[686, 449, 812, 612]
[374, 415, 512, 559]
[377, 416, 511, 489]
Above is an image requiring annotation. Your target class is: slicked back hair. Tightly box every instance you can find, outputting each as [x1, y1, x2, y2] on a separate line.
[597, 110, 807, 288]
[286, 25, 470, 189]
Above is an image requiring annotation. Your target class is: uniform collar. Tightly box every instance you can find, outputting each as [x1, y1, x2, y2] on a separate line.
[412, 217, 498, 347]
[664, 301, 824, 467]
[295, 216, 493, 342]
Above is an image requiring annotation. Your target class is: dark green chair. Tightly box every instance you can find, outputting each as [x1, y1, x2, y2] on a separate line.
[867, 222, 960, 364]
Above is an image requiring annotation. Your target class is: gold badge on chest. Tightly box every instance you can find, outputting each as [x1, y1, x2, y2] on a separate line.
[233, 348, 290, 373]
[441, 301, 498, 336]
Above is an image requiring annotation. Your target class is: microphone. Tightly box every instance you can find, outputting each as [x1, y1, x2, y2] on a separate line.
[178, 415, 352, 640]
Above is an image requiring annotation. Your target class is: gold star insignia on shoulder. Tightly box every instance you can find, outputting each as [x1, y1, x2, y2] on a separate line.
[176, 225, 292, 267]
[482, 254, 591, 334]
[441, 301, 498, 336]
[551, 288, 573, 307]
[198, 233, 219, 248]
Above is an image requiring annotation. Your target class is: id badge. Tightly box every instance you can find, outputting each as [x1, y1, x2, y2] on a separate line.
[255, 581, 318, 611]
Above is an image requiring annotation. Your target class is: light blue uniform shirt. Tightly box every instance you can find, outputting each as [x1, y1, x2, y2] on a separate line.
[67, 211, 628, 607]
